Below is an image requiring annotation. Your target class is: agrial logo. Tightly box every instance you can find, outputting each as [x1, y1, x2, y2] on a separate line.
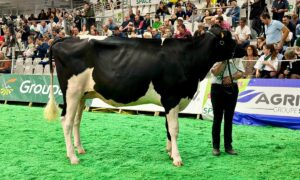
[0, 78, 16, 96]
[237, 90, 262, 103]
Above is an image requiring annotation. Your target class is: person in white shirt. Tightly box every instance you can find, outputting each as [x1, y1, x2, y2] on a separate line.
[234, 17, 251, 49]
[254, 44, 279, 78]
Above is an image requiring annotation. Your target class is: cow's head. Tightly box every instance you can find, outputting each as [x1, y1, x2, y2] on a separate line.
[208, 25, 246, 61]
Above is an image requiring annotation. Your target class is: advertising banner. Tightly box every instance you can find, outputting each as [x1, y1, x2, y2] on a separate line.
[234, 79, 300, 129]
[0, 74, 63, 104]
[130, 0, 160, 6]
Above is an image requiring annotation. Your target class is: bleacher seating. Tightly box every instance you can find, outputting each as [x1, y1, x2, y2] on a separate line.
[23, 65, 34, 74]
[14, 65, 24, 74]
[34, 64, 44, 75]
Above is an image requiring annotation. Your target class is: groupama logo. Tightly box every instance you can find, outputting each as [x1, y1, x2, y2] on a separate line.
[0, 78, 16, 96]
[237, 90, 262, 103]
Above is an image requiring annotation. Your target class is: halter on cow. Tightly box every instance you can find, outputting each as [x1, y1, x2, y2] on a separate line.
[44, 25, 245, 166]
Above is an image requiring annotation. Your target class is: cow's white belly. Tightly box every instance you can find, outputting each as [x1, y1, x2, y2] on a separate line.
[68, 68, 191, 110]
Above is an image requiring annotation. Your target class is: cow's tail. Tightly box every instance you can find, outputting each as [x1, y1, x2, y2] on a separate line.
[44, 44, 59, 121]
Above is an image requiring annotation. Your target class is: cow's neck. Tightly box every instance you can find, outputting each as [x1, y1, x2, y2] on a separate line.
[191, 36, 218, 81]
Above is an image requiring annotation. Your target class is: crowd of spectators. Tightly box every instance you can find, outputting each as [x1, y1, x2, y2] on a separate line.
[0, 0, 299, 78]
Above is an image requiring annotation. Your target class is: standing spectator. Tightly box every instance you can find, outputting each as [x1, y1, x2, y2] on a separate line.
[254, 44, 279, 78]
[21, 20, 30, 48]
[271, 0, 289, 21]
[234, 18, 251, 49]
[260, 13, 289, 50]
[136, 10, 144, 21]
[290, 12, 300, 27]
[128, 8, 135, 21]
[210, 59, 245, 156]
[249, 0, 267, 36]
[74, 10, 82, 32]
[242, 45, 259, 78]
[282, 15, 296, 45]
[83, 2, 95, 31]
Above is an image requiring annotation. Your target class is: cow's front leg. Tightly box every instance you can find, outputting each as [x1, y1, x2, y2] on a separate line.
[166, 105, 183, 166]
[73, 99, 86, 154]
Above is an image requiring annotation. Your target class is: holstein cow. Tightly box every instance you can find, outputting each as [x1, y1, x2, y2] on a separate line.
[44, 25, 245, 166]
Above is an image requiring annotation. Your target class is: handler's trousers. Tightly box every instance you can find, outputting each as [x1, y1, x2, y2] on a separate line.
[211, 83, 239, 150]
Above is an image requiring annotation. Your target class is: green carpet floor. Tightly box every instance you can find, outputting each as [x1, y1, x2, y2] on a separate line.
[0, 104, 300, 179]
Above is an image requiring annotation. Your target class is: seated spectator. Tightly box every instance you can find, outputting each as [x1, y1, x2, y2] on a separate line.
[72, 27, 79, 37]
[234, 18, 251, 49]
[163, 29, 173, 38]
[163, 19, 174, 34]
[151, 28, 161, 39]
[185, 6, 193, 20]
[215, 16, 231, 31]
[0, 51, 11, 73]
[152, 15, 162, 29]
[59, 30, 66, 38]
[242, 45, 259, 78]
[254, 44, 279, 78]
[23, 36, 35, 58]
[107, 18, 117, 31]
[102, 24, 113, 36]
[0, 35, 5, 50]
[39, 21, 49, 36]
[35, 37, 50, 60]
[156, 3, 170, 16]
[143, 32, 152, 39]
[113, 26, 127, 38]
[51, 28, 60, 40]
[174, 24, 192, 38]
[142, 13, 151, 31]
[175, 6, 186, 20]
[225, 0, 240, 27]
[193, 23, 206, 38]
[278, 47, 300, 79]
[119, 15, 132, 33]
[79, 24, 89, 35]
[90, 29, 99, 36]
[135, 9, 144, 21]
[256, 36, 266, 54]
[133, 15, 144, 35]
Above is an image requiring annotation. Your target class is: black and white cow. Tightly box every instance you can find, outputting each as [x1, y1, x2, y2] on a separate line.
[44, 25, 245, 166]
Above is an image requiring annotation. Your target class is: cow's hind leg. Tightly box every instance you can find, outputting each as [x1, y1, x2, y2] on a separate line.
[166, 105, 183, 166]
[62, 90, 83, 165]
[165, 118, 172, 158]
[73, 99, 86, 154]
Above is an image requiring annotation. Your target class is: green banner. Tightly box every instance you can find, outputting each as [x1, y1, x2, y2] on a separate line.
[0, 74, 63, 104]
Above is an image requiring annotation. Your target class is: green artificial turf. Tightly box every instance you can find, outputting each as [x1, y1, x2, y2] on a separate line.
[0, 104, 300, 179]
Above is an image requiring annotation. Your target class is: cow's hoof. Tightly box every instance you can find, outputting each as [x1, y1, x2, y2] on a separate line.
[173, 159, 183, 167]
[78, 147, 86, 154]
[70, 157, 80, 165]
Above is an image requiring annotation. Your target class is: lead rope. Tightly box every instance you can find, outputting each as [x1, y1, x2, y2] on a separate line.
[222, 44, 237, 95]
